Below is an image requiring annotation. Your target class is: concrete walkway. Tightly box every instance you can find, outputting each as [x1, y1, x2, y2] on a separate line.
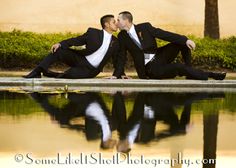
[0, 69, 235, 92]
[0, 77, 236, 92]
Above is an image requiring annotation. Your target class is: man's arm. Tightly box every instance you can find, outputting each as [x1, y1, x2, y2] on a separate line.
[111, 35, 128, 78]
[51, 30, 88, 53]
[146, 22, 188, 45]
[146, 22, 196, 50]
[59, 28, 89, 49]
[111, 33, 147, 79]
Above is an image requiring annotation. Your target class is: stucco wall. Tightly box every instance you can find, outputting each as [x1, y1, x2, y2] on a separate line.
[0, 0, 235, 37]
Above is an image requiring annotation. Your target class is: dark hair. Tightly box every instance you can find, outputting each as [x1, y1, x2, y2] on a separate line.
[119, 11, 133, 23]
[100, 14, 114, 29]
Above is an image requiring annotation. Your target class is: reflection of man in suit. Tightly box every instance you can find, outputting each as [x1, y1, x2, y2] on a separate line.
[115, 92, 224, 153]
[110, 11, 226, 80]
[24, 14, 123, 79]
[111, 91, 128, 141]
[30, 92, 116, 149]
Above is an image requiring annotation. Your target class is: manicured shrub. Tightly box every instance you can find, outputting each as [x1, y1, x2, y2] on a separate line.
[0, 30, 235, 71]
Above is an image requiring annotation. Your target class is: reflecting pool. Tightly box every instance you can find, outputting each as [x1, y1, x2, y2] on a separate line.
[0, 90, 235, 168]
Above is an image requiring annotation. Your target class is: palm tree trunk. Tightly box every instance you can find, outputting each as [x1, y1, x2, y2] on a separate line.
[204, 0, 220, 39]
[203, 112, 218, 168]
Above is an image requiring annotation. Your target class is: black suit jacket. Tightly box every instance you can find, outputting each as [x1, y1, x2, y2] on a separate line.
[116, 22, 188, 78]
[59, 28, 122, 77]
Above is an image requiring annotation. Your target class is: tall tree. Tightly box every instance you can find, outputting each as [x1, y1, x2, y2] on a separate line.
[204, 0, 220, 39]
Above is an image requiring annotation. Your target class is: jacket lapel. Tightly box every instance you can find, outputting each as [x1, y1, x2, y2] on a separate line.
[134, 25, 144, 48]
[97, 30, 104, 48]
[109, 36, 116, 48]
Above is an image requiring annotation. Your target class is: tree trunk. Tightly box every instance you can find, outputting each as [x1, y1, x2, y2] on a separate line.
[204, 0, 220, 39]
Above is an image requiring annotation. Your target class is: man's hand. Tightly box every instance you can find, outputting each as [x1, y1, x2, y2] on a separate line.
[186, 40, 196, 50]
[121, 75, 132, 79]
[104, 75, 132, 79]
[51, 43, 61, 53]
[104, 76, 117, 79]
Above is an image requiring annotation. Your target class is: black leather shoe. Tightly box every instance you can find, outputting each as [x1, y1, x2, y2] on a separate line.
[212, 72, 226, 80]
[55, 73, 65, 78]
[42, 69, 62, 78]
[186, 76, 194, 80]
[23, 68, 42, 78]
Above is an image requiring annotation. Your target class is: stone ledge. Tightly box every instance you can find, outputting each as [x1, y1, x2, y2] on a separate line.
[0, 77, 236, 89]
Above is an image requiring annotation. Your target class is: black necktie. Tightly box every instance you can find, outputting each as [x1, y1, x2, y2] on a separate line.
[128, 32, 142, 49]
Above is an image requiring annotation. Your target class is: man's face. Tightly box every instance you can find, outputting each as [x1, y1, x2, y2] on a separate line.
[117, 14, 127, 30]
[106, 18, 118, 32]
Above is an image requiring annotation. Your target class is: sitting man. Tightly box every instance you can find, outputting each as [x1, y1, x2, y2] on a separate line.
[24, 14, 123, 79]
[111, 11, 226, 80]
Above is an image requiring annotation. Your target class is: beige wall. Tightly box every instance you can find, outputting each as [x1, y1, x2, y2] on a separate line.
[0, 0, 235, 37]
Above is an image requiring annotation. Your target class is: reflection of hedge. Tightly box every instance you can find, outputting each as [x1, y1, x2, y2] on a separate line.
[0, 30, 236, 70]
[0, 91, 236, 116]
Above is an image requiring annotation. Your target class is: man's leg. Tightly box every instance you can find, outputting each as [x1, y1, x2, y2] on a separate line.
[155, 43, 192, 66]
[148, 63, 226, 80]
[24, 48, 80, 78]
[180, 45, 192, 66]
[39, 48, 79, 70]
[56, 66, 99, 79]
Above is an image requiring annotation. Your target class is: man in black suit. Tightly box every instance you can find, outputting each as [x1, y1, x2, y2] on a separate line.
[24, 15, 123, 79]
[111, 11, 226, 80]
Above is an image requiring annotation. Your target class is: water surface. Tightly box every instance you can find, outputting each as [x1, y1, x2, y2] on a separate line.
[0, 90, 235, 168]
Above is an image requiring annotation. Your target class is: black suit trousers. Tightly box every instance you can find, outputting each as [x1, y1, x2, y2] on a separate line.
[145, 43, 209, 80]
[38, 48, 99, 79]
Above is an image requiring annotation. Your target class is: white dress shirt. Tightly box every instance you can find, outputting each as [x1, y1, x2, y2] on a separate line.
[128, 24, 155, 65]
[144, 105, 155, 119]
[85, 102, 111, 141]
[85, 30, 112, 68]
[127, 122, 140, 145]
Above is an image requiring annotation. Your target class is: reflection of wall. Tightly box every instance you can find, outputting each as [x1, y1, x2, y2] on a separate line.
[0, 0, 235, 37]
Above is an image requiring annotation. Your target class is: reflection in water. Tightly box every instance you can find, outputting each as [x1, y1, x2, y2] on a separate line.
[30, 92, 224, 154]
[0, 91, 235, 167]
[203, 107, 218, 168]
[113, 92, 224, 156]
[30, 92, 117, 149]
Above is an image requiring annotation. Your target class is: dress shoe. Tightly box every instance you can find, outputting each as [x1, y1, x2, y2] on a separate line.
[116, 139, 131, 153]
[210, 72, 226, 80]
[30, 92, 44, 101]
[100, 138, 117, 149]
[55, 73, 66, 78]
[185, 76, 194, 80]
[23, 67, 42, 78]
[42, 69, 62, 78]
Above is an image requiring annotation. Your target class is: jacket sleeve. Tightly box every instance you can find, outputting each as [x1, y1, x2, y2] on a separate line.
[136, 60, 147, 79]
[146, 22, 188, 45]
[112, 35, 127, 78]
[59, 28, 89, 49]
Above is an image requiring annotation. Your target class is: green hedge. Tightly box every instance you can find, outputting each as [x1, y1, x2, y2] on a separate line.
[0, 30, 236, 70]
[0, 30, 78, 69]
[189, 36, 236, 70]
